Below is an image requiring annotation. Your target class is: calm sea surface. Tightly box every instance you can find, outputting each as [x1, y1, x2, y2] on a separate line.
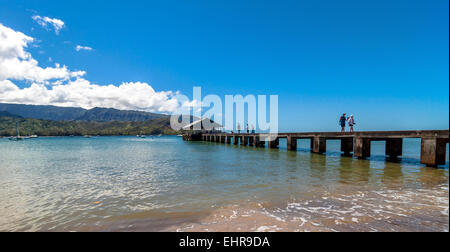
[0, 136, 448, 232]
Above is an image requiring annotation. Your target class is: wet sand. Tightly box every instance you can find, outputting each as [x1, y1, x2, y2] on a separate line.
[78, 184, 449, 232]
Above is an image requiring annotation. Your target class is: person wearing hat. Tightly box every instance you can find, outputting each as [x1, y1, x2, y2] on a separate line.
[348, 115, 356, 132]
[339, 113, 347, 132]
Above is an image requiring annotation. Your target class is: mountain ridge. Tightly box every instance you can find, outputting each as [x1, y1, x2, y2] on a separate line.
[0, 103, 168, 122]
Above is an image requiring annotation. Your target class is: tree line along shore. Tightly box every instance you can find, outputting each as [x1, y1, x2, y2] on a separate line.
[0, 115, 179, 137]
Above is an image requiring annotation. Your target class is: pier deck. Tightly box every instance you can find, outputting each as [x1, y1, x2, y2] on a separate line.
[187, 130, 449, 167]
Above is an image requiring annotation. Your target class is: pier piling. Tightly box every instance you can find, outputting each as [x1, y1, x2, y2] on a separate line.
[233, 135, 240, 145]
[354, 138, 371, 159]
[242, 136, 249, 146]
[420, 138, 448, 167]
[341, 138, 354, 156]
[268, 137, 279, 149]
[195, 130, 448, 167]
[255, 136, 265, 147]
[385, 138, 403, 158]
[287, 136, 297, 151]
[248, 136, 255, 146]
[312, 137, 326, 154]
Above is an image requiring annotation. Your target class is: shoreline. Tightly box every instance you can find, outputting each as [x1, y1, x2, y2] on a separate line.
[71, 184, 449, 232]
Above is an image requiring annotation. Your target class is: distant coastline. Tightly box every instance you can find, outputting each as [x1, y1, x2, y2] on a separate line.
[0, 103, 180, 137]
[0, 116, 179, 137]
[0, 135, 178, 138]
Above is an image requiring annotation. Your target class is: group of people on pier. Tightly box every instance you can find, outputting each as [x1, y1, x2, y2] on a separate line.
[233, 123, 256, 134]
[339, 113, 356, 132]
[222, 115, 356, 134]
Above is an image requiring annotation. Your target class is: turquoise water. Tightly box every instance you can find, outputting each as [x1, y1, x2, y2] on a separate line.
[0, 136, 448, 231]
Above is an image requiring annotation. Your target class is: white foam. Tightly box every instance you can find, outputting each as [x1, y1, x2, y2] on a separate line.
[256, 225, 279, 232]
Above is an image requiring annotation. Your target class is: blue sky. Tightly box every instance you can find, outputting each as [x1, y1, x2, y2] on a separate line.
[0, 0, 448, 131]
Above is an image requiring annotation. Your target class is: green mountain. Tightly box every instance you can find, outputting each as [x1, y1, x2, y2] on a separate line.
[0, 103, 167, 122]
[0, 111, 22, 118]
[0, 116, 178, 136]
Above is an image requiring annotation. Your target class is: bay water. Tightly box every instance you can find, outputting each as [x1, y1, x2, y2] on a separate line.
[0, 136, 448, 232]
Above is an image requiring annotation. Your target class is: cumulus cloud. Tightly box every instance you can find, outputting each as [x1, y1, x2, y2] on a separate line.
[0, 23, 181, 113]
[32, 15, 65, 34]
[0, 23, 85, 83]
[75, 45, 93, 52]
[0, 79, 180, 112]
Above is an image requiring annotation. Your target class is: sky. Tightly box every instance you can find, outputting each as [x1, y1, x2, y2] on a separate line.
[0, 0, 448, 131]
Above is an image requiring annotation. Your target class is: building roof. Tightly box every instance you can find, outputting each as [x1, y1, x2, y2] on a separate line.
[182, 118, 222, 130]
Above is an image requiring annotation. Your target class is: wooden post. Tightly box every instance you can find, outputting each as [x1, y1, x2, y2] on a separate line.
[420, 138, 447, 167]
[287, 136, 297, 151]
[248, 136, 255, 146]
[386, 138, 403, 158]
[242, 136, 249, 146]
[312, 137, 326, 154]
[268, 137, 279, 149]
[226, 136, 231, 144]
[234, 135, 240, 145]
[341, 137, 354, 155]
[255, 136, 265, 147]
[354, 137, 371, 159]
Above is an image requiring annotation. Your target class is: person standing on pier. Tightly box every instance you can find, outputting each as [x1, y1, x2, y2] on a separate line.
[339, 113, 348, 132]
[246, 124, 249, 134]
[348, 115, 356, 132]
[237, 123, 241, 134]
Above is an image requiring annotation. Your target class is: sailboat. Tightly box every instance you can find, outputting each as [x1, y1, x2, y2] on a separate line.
[137, 133, 146, 138]
[9, 122, 24, 141]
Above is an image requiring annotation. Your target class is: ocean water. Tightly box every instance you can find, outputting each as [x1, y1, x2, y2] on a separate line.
[0, 136, 448, 232]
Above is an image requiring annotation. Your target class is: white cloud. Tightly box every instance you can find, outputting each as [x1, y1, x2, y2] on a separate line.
[0, 79, 180, 112]
[75, 45, 93, 52]
[32, 15, 65, 34]
[0, 23, 181, 113]
[0, 23, 85, 83]
[0, 24, 33, 60]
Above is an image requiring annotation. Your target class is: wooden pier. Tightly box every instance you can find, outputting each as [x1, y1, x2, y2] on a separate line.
[185, 130, 449, 167]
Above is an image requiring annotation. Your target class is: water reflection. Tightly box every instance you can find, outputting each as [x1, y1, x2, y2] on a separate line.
[336, 157, 371, 184]
[310, 152, 326, 182]
[417, 167, 449, 187]
[382, 162, 404, 186]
